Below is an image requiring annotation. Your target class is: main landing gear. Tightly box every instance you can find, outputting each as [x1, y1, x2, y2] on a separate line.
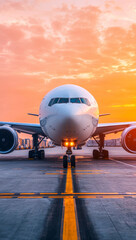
[93, 134, 109, 159]
[28, 134, 45, 159]
[63, 147, 76, 168]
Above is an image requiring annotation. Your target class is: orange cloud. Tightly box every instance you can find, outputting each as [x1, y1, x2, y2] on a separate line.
[0, 2, 136, 124]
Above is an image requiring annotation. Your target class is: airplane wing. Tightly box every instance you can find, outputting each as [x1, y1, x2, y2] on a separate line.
[93, 122, 136, 136]
[0, 121, 136, 138]
[0, 122, 45, 136]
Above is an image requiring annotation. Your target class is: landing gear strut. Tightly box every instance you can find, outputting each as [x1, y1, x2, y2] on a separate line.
[93, 134, 109, 159]
[28, 134, 45, 159]
[63, 147, 76, 168]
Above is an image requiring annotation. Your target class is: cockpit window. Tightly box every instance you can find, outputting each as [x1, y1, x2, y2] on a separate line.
[48, 98, 69, 106]
[70, 98, 81, 103]
[48, 98, 55, 106]
[58, 98, 69, 103]
[80, 98, 91, 106]
[48, 97, 91, 106]
[53, 98, 59, 104]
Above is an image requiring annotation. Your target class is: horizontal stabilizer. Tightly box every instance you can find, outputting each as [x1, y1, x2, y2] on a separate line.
[27, 113, 39, 117]
[99, 113, 110, 117]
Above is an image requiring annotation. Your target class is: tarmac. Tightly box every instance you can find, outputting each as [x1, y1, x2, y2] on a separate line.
[0, 146, 136, 240]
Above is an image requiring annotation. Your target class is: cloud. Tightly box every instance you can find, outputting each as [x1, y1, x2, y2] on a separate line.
[112, 104, 136, 108]
[0, 2, 136, 122]
[0, 4, 135, 78]
[0, 4, 135, 86]
[0, 5, 101, 76]
[0, 24, 24, 44]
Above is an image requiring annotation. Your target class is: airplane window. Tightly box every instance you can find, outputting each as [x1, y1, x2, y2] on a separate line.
[49, 97, 90, 106]
[70, 98, 81, 103]
[80, 98, 91, 106]
[58, 98, 69, 103]
[48, 98, 55, 106]
[48, 98, 69, 106]
[48, 98, 59, 106]
[53, 98, 59, 104]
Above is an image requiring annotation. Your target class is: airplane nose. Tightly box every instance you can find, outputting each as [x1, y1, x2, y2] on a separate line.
[58, 104, 82, 117]
[60, 109, 83, 139]
[45, 104, 93, 145]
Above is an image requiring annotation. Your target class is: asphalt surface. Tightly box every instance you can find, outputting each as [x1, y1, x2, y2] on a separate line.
[0, 147, 136, 240]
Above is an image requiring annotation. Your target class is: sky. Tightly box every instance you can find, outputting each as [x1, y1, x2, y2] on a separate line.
[0, 0, 136, 124]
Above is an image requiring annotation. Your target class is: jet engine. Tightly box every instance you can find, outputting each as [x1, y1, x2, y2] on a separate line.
[0, 126, 18, 154]
[121, 126, 136, 153]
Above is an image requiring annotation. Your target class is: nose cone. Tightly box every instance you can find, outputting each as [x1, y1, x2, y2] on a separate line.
[61, 114, 80, 139]
[47, 105, 84, 142]
[44, 104, 93, 145]
[58, 105, 83, 135]
[59, 105, 92, 140]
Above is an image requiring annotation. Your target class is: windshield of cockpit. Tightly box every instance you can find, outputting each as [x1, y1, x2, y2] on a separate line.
[48, 98, 91, 106]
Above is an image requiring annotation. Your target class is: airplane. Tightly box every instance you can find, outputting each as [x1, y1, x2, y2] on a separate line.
[0, 84, 136, 168]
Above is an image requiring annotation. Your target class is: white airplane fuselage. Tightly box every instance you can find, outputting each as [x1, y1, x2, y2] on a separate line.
[39, 84, 99, 146]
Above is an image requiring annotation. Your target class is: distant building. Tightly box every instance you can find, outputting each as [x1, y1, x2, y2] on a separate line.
[86, 138, 121, 147]
[17, 137, 55, 150]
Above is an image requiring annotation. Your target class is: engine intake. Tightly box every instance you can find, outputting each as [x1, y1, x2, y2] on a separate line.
[121, 126, 136, 153]
[0, 126, 18, 154]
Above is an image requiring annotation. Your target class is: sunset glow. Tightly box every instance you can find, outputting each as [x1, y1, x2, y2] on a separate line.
[0, 0, 136, 123]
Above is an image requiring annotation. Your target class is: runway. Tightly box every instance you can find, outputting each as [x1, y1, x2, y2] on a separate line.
[0, 147, 136, 240]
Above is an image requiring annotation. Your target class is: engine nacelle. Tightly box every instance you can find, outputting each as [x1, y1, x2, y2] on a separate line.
[0, 126, 18, 154]
[121, 126, 136, 153]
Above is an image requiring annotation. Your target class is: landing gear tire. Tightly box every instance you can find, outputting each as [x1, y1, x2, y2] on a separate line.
[63, 155, 68, 168]
[28, 150, 35, 159]
[38, 150, 45, 159]
[93, 149, 100, 159]
[102, 150, 109, 159]
[71, 155, 75, 168]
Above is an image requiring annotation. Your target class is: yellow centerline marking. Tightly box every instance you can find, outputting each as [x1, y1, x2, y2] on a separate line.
[0, 196, 13, 198]
[126, 192, 136, 194]
[0, 193, 14, 195]
[0, 192, 136, 199]
[62, 163, 79, 240]
[72, 192, 119, 195]
[65, 164, 73, 194]
[78, 195, 124, 199]
[102, 195, 124, 199]
[0, 195, 136, 199]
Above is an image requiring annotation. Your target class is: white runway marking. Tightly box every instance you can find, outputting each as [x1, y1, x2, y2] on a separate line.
[110, 158, 136, 169]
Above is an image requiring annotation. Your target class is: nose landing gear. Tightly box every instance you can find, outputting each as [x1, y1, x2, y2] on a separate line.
[63, 147, 76, 168]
